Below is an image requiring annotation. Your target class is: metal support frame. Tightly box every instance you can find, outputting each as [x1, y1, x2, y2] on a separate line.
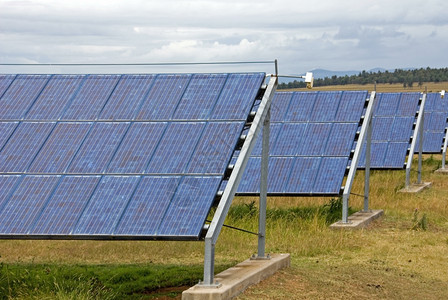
[442, 128, 448, 169]
[405, 93, 426, 188]
[201, 76, 277, 286]
[341, 92, 376, 223]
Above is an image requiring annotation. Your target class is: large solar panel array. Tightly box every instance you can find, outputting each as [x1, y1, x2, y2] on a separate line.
[415, 93, 448, 153]
[358, 92, 421, 169]
[235, 91, 368, 195]
[0, 73, 265, 240]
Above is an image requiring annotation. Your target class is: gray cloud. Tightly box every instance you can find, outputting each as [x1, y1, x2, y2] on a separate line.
[1, 0, 447, 75]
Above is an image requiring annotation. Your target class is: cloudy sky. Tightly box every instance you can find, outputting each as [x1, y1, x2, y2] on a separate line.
[1, 0, 447, 75]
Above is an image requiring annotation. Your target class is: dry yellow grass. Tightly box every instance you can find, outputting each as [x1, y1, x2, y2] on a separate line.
[283, 81, 448, 93]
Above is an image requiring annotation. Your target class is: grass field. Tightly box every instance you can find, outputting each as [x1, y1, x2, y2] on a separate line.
[283, 81, 448, 93]
[1, 154, 448, 299]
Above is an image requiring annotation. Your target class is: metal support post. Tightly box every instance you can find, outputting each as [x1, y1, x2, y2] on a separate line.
[341, 92, 376, 223]
[442, 128, 448, 169]
[364, 110, 373, 212]
[257, 108, 270, 259]
[406, 93, 426, 188]
[417, 111, 424, 184]
[201, 76, 277, 286]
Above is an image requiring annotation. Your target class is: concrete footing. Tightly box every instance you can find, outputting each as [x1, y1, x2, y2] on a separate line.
[435, 168, 448, 174]
[182, 253, 290, 300]
[399, 182, 432, 193]
[330, 209, 384, 229]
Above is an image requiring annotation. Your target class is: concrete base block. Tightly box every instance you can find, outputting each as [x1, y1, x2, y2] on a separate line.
[399, 182, 432, 193]
[330, 209, 384, 229]
[435, 168, 448, 174]
[182, 253, 290, 300]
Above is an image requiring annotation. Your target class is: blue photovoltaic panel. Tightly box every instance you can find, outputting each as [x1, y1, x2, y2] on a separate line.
[324, 123, 359, 156]
[157, 176, 222, 237]
[67, 122, 129, 173]
[29, 122, 92, 173]
[210, 73, 265, 120]
[0, 122, 55, 172]
[237, 91, 367, 195]
[25, 75, 85, 120]
[146, 122, 205, 174]
[0, 175, 21, 207]
[0, 122, 18, 150]
[271, 123, 307, 156]
[416, 93, 448, 153]
[107, 122, 167, 173]
[115, 176, 181, 236]
[0, 75, 51, 119]
[136, 74, 191, 120]
[284, 92, 317, 122]
[173, 74, 227, 120]
[99, 75, 156, 120]
[0, 72, 265, 240]
[187, 122, 242, 174]
[0, 175, 60, 234]
[359, 92, 421, 168]
[62, 75, 121, 120]
[0, 75, 15, 97]
[31, 176, 101, 234]
[74, 176, 140, 235]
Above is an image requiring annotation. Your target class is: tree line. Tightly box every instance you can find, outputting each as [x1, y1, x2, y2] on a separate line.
[278, 67, 448, 89]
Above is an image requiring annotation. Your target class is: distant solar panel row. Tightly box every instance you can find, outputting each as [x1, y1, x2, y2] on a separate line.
[415, 93, 448, 153]
[358, 92, 421, 169]
[236, 91, 368, 195]
[0, 73, 266, 240]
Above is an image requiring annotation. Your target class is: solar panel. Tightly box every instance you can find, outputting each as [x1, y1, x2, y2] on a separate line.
[358, 92, 421, 168]
[415, 93, 448, 153]
[237, 91, 368, 195]
[0, 75, 15, 97]
[0, 72, 266, 240]
[0, 75, 51, 119]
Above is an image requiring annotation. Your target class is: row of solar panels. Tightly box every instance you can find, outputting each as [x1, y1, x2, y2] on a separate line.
[0, 73, 447, 240]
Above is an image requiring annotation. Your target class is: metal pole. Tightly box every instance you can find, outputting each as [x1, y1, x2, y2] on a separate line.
[341, 92, 376, 223]
[418, 108, 424, 184]
[442, 128, 448, 169]
[257, 108, 270, 259]
[406, 93, 426, 188]
[201, 76, 277, 286]
[364, 110, 373, 212]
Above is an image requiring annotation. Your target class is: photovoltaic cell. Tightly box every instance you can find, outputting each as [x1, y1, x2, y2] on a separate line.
[29, 122, 92, 173]
[0, 122, 18, 150]
[0, 175, 21, 207]
[31, 176, 101, 234]
[157, 176, 222, 237]
[136, 74, 191, 120]
[284, 92, 317, 122]
[173, 74, 227, 120]
[74, 176, 140, 235]
[210, 73, 265, 120]
[115, 176, 181, 236]
[0, 175, 60, 234]
[270, 92, 293, 122]
[146, 122, 205, 174]
[25, 75, 85, 120]
[0, 122, 55, 172]
[286, 157, 321, 193]
[0, 75, 51, 119]
[297, 123, 332, 156]
[187, 122, 242, 174]
[63, 75, 120, 120]
[107, 122, 167, 173]
[324, 123, 359, 156]
[67, 122, 129, 173]
[0, 75, 15, 97]
[271, 123, 307, 156]
[312, 157, 348, 194]
[99, 75, 156, 120]
[309, 92, 341, 122]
